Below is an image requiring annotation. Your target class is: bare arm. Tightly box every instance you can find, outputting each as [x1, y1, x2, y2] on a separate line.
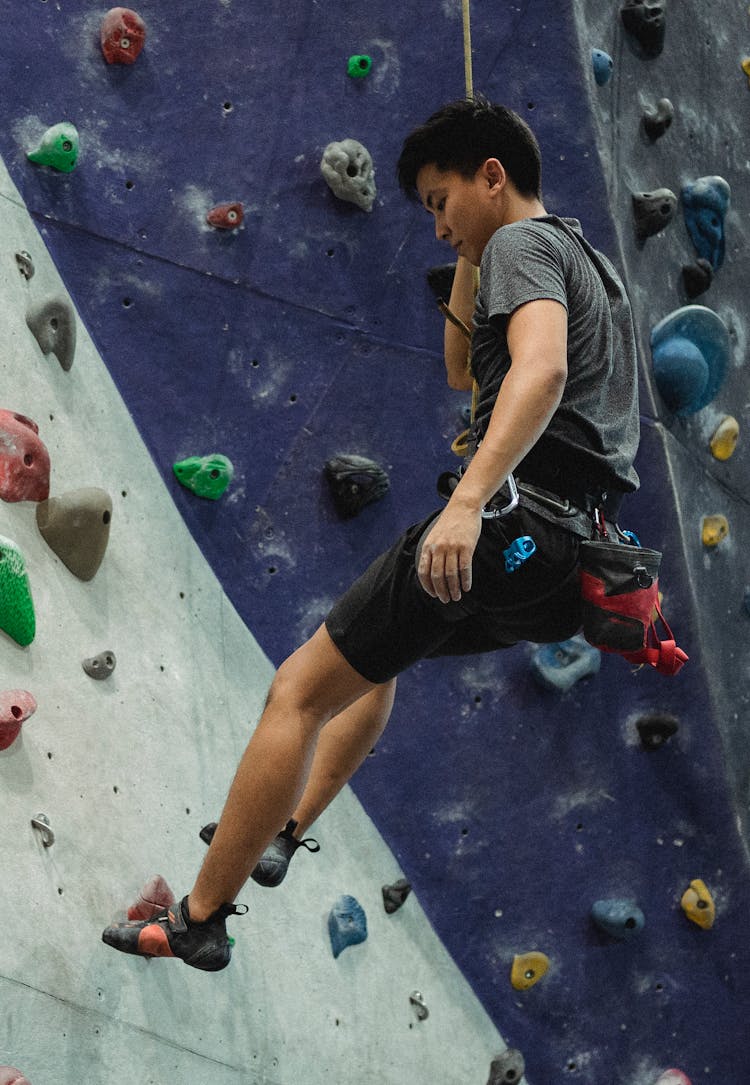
[443, 256, 476, 391]
[418, 298, 569, 603]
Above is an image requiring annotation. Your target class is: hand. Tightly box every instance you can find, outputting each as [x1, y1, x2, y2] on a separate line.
[417, 505, 482, 603]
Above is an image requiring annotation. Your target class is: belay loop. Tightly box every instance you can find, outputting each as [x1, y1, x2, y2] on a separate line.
[578, 538, 688, 676]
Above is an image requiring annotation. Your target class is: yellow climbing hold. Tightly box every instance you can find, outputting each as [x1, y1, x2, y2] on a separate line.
[701, 514, 729, 547]
[510, 951, 550, 990]
[742, 56, 750, 84]
[680, 878, 715, 929]
[709, 415, 739, 460]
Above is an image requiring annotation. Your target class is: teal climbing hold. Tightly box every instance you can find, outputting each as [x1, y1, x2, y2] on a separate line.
[530, 634, 601, 692]
[27, 122, 79, 173]
[347, 54, 372, 78]
[650, 305, 730, 415]
[328, 895, 367, 958]
[591, 899, 646, 940]
[173, 454, 234, 499]
[0, 535, 36, 646]
[592, 49, 613, 85]
[681, 176, 730, 270]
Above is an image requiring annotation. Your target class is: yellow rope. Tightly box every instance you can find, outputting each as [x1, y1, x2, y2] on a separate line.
[462, 0, 474, 97]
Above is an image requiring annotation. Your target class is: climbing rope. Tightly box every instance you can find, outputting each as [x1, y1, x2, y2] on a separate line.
[448, 0, 479, 456]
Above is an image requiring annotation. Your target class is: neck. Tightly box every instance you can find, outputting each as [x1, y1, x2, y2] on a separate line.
[502, 191, 547, 226]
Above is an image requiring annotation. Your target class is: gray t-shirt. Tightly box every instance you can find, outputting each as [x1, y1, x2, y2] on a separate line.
[471, 215, 639, 498]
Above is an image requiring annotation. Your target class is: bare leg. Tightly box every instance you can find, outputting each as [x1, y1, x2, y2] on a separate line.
[188, 625, 386, 920]
[292, 678, 396, 836]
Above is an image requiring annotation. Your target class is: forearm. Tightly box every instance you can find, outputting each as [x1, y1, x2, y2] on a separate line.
[443, 257, 476, 390]
[449, 359, 566, 512]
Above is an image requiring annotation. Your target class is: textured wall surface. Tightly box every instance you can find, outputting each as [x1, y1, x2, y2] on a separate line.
[0, 1, 749, 1083]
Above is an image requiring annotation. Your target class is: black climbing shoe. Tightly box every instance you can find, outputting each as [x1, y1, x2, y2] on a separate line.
[199, 817, 320, 887]
[101, 895, 246, 971]
[252, 818, 321, 887]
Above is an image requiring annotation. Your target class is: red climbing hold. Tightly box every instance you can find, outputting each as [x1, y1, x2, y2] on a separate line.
[0, 1068, 33, 1085]
[0, 690, 37, 750]
[654, 1072, 692, 1085]
[0, 410, 50, 503]
[127, 874, 176, 920]
[206, 202, 244, 230]
[100, 8, 146, 65]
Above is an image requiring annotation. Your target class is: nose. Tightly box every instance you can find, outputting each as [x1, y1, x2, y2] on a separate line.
[434, 212, 449, 242]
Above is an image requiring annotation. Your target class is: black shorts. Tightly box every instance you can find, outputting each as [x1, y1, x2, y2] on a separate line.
[325, 503, 583, 684]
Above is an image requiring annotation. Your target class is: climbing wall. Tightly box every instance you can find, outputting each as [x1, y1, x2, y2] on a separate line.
[0, 2, 748, 1084]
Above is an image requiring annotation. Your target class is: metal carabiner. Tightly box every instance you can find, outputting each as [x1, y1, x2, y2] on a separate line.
[481, 473, 519, 519]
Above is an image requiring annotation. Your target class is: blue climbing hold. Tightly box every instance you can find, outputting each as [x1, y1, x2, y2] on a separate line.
[504, 536, 536, 574]
[530, 634, 601, 692]
[650, 305, 730, 415]
[328, 895, 367, 958]
[592, 49, 613, 85]
[591, 899, 646, 940]
[681, 176, 730, 270]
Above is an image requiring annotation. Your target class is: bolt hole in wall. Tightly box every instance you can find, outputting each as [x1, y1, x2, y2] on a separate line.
[122, 297, 132, 308]
[125, 180, 134, 190]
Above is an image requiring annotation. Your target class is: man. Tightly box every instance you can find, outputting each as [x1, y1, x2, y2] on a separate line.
[102, 97, 639, 970]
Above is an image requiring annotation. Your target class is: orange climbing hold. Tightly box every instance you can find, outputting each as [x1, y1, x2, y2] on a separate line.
[127, 875, 176, 920]
[101, 8, 146, 65]
[510, 951, 549, 990]
[0, 690, 37, 750]
[681, 878, 715, 929]
[206, 202, 244, 229]
[0, 410, 50, 503]
[0, 1067, 33, 1085]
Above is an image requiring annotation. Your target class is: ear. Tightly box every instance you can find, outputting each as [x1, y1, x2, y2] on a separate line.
[481, 158, 507, 191]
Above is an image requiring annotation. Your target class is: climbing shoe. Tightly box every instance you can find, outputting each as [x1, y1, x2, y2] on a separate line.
[199, 817, 320, 887]
[101, 895, 246, 971]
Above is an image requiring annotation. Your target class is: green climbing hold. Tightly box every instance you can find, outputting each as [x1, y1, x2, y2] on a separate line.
[0, 535, 36, 646]
[347, 54, 372, 78]
[27, 122, 79, 173]
[173, 454, 234, 500]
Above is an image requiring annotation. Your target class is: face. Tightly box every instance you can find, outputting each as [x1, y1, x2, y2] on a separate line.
[416, 162, 501, 266]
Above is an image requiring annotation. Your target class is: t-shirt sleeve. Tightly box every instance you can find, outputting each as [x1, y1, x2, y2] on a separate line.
[479, 223, 569, 322]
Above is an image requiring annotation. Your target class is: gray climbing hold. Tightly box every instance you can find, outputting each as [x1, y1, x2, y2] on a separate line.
[632, 188, 677, 239]
[25, 296, 77, 371]
[36, 488, 112, 581]
[328, 894, 367, 958]
[681, 176, 730, 271]
[382, 877, 412, 914]
[642, 97, 674, 140]
[621, 0, 666, 58]
[15, 251, 34, 280]
[591, 898, 645, 940]
[409, 991, 429, 1021]
[487, 1048, 526, 1085]
[320, 139, 376, 212]
[324, 454, 390, 518]
[682, 259, 713, 299]
[82, 650, 116, 680]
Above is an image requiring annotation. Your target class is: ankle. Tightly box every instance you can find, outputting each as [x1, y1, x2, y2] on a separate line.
[185, 894, 213, 923]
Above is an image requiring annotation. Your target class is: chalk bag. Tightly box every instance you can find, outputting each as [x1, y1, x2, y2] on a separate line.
[579, 539, 688, 675]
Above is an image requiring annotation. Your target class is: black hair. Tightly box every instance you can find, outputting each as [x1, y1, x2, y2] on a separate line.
[396, 95, 542, 200]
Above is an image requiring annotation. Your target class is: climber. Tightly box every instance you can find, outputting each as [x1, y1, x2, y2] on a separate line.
[102, 96, 640, 970]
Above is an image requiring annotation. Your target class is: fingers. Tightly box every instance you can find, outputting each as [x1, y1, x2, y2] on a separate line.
[418, 545, 472, 604]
